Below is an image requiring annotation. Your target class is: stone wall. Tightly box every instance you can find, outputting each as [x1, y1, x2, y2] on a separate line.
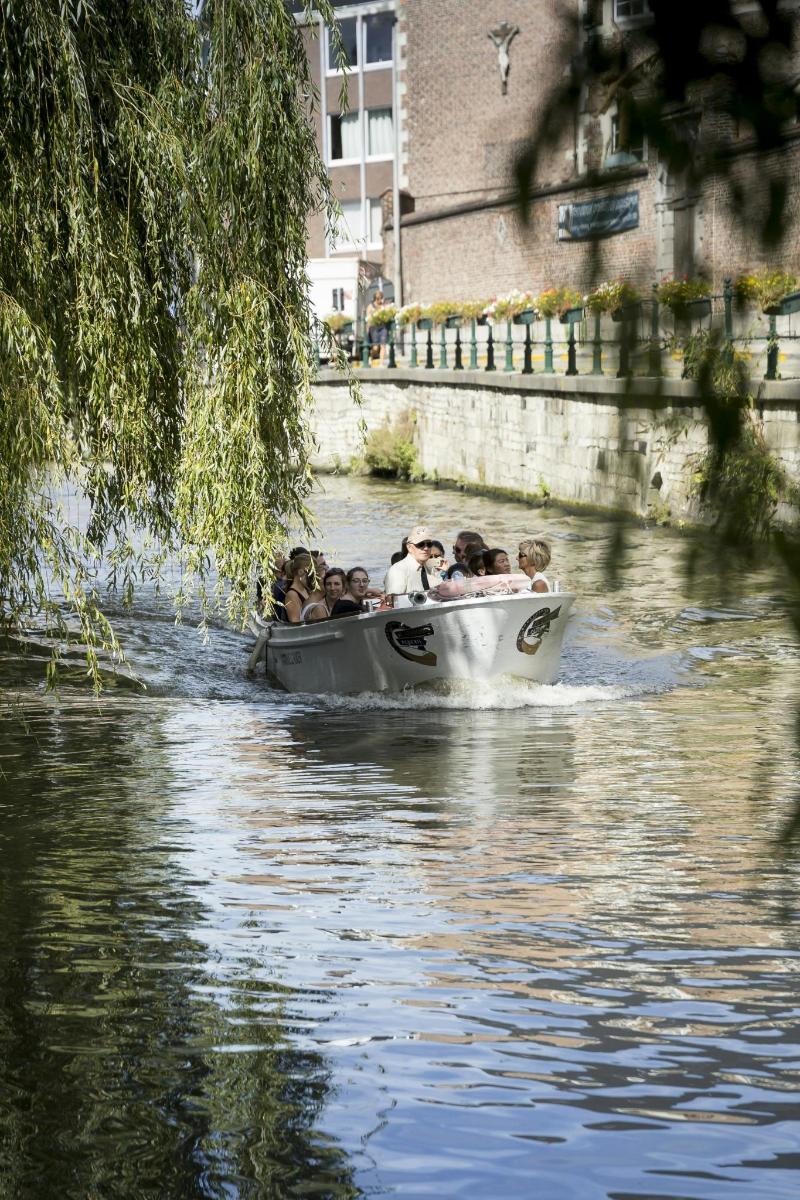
[311, 369, 800, 523]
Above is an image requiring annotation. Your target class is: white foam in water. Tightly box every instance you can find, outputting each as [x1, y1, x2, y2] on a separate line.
[305, 678, 634, 712]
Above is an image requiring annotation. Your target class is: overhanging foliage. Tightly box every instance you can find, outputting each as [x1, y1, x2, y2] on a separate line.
[0, 0, 347, 683]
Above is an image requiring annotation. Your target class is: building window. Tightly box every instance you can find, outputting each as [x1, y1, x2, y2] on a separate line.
[327, 17, 358, 71]
[329, 199, 363, 252]
[609, 111, 645, 162]
[329, 111, 360, 161]
[368, 198, 384, 246]
[365, 13, 393, 65]
[367, 107, 393, 157]
[332, 287, 345, 311]
[614, 0, 652, 20]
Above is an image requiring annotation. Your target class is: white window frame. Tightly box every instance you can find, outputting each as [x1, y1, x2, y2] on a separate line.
[366, 197, 384, 250]
[327, 199, 365, 254]
[325, 18, 358, 76]
[363, 11, 394, 72]
[365, 106, 394, 162]
[328, 111, 361, 166]
[325, 5, 394, 77]
[608, 110, 646, 163]
[612, 0, 653, 30]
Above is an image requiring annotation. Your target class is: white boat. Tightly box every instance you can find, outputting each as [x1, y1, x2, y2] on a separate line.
[247, 579, 574, 695]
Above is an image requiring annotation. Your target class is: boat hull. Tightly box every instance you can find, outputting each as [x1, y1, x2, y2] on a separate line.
[258, 591, 574, 695]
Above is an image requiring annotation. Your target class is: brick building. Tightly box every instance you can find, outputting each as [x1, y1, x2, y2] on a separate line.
[292, 0, 398, 321]
[296, 1, 800, 311]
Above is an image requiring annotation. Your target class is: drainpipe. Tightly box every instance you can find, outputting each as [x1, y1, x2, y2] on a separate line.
[392, 12, 402, 308]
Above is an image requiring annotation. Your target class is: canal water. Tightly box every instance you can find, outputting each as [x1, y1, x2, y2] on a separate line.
[1, 475, 799, 1199]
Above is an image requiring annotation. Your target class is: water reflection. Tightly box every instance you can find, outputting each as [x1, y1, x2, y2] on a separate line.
[2, 476, 800, 1198]
[0, 701, 357, 1199]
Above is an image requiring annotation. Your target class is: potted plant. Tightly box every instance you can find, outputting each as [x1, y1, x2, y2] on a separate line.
[421, 301, 464, 327]
[534, 286, 583, 322]
[366, 304, 397, 328]
[323, 312, 353, 335]
[735, 269, 800, 316]
[655, 275, 712, 319]
[586, 279, 642, 321]
[487, 290, 536, 323]
[395, 302, 424, 327]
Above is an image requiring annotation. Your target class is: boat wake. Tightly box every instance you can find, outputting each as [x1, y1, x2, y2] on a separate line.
[304, 677, 644, 712]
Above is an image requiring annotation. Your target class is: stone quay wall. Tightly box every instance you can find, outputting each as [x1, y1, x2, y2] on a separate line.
[311, 369, 800, 524]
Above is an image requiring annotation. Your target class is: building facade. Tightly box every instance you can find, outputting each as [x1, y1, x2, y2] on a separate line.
[296, 1, 800, 312]
[294, 0, 399, 321]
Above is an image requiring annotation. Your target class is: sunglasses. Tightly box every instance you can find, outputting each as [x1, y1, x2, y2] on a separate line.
[413, 541, 433, 549]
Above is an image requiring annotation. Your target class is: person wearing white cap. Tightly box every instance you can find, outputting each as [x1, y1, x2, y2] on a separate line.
[383, 525, 436, 600]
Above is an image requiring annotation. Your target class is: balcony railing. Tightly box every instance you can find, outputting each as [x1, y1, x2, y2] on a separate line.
[315, 281, 800, 383]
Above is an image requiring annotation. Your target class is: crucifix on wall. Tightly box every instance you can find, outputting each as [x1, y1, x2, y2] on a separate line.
[488, 21, 519, 95]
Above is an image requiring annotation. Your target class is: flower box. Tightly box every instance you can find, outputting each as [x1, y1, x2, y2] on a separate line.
[764, 290, 800, 317]
[559, 306, 584, 324]
[444, 315, 462, 329]
[513, 308, 537, 325]
[611, 302, 643, 323]
[674, 298, 712, 320]
[476, 314, 490, 326]
[335, 320, 353, 335]
[416, 318, 434, 331]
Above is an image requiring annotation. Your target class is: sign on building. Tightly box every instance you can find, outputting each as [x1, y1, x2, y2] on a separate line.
[558, 191, 639, 240]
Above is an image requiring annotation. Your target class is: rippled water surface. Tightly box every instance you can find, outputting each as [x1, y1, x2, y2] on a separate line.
[2, 476, 800, 1199]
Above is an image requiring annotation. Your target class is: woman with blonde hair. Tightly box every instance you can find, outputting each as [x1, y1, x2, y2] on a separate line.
[517, 537, 551, 593]
[283, 553, 321, 624]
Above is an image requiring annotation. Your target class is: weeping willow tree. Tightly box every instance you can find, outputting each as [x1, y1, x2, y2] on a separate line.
[0, 0, 347, 684]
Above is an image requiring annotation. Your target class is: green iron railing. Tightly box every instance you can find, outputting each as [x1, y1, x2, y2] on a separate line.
[313, 280, 800, 382]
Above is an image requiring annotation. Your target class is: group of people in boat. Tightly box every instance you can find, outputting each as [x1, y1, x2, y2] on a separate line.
[260, 527, 552, 625]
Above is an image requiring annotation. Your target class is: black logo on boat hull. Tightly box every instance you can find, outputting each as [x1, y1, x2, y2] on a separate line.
[385, 620, 437, 666]
[516, 605, 562, 656]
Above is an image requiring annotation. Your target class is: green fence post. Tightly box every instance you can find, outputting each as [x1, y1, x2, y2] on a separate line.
[649, 284, 661, 375]
[425, 326, 434, 369]
[485, 324, 495, 371]
[592, 313, 603, 374]
[504, 320, 514, 372]
[544, 317, 554, 373]
[361, 319, 370, 368]
[453, 324, 462, 369]
[469, 318, 478, 370]
[439, 323, 448, 368]
[409, 322, 418, 368]
[388, 321, 396, 368]
[522, 324, 533, 374]
[617, 317, 631, 378]
[765, 314, 778, 380]
[566, 319, 578, 376]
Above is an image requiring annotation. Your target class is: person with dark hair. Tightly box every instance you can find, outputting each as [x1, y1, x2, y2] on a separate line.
[303, 567, 347, 622]
[426, 539, 448, 580]
[445, 561, 473, 581]
[452, 530, 486, 561]
[468, 552, 486, 577]
[390, 536, 408, 566]
[484, 547, 511, 575]
[329, 566, 371, 618]
[459, 540, 484, 569]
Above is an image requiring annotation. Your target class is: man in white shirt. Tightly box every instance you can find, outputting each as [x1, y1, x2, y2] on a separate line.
[384, 525, 435, 600]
